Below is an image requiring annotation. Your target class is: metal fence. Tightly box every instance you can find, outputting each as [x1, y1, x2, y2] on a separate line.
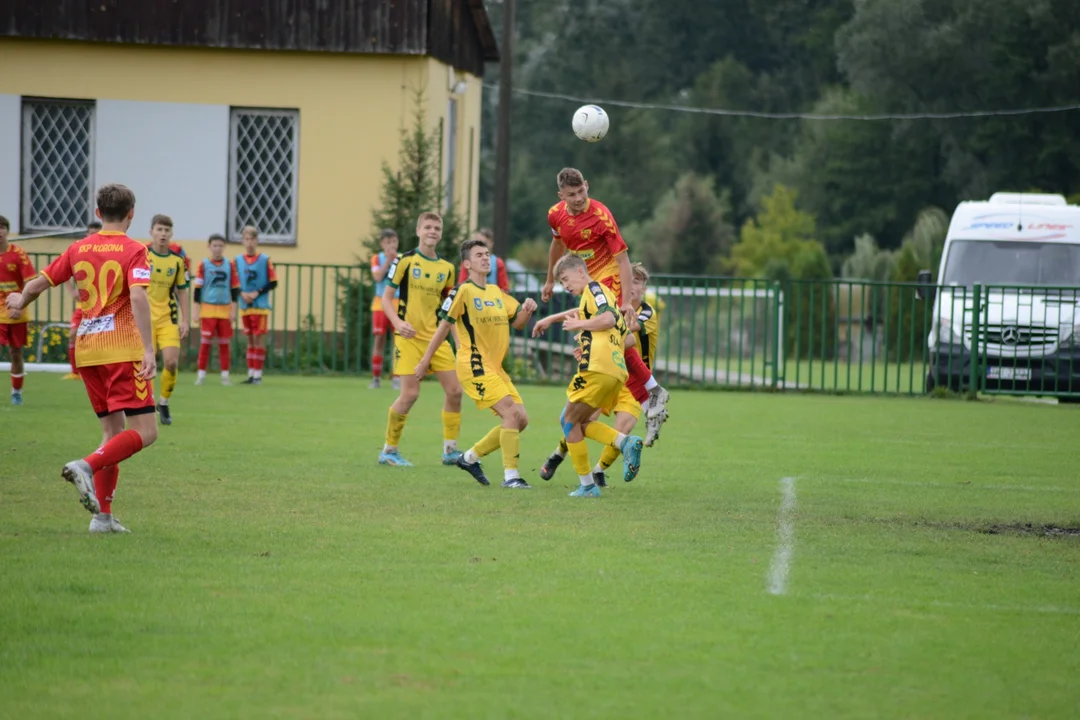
[6, 254, 1079, 400]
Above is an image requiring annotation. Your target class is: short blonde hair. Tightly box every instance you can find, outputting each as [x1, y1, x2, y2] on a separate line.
[241, 225, 258, 238]
[553, 253, 587, 278]
[631, 262, 650, 285]
[417, 211, 443, 226]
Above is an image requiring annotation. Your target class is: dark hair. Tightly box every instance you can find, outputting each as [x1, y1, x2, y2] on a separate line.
[460, 238, 488, 263]
[208, 233, 227, 244]
[151, 214, 173, 229]
[557, 167, 585, 189]
[476, 227, 494, 241]
[0, 215, 9, 231]
[87, 221, 103, 232]
[96, 184, 136, 222]
[379, 228, 398, 240]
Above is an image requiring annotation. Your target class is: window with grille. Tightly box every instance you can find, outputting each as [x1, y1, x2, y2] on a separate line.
[21, 99, 96, 232]
[228, 108, 299, 245]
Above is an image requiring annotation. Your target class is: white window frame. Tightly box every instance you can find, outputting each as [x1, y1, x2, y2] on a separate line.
[21, 97, 96, 232]
[445, 98, 458, 211]
[227, 107, 300, 245]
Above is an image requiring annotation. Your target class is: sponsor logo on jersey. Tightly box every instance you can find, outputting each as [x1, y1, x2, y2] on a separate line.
[77, 314, 116, 336]
[133, 268, 152, 281]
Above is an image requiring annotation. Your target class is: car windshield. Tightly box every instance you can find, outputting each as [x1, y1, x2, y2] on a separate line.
[941, 240, 1080, 287]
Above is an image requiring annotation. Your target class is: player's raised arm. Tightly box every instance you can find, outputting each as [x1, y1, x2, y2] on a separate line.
[542, 237, 565, 302]
[563, 310, 616, 333]
[531, 307, 578, 337]
[511, 298, 537, 331]
[615, 251, 635, 316]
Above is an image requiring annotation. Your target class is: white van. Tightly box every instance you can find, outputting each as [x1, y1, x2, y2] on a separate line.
[919, 192, 1080, 398]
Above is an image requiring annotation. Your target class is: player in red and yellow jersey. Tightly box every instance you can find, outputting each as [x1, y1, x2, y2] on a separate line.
[63, 221, 104, 380]
[542, 167, 670, 446]
[192, 234, 240, 385]
[6, 184, 158, 533]
[0, 215, 35, 405]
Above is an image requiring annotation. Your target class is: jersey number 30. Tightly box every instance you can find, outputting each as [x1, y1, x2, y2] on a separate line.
[74, 260, 124, 312]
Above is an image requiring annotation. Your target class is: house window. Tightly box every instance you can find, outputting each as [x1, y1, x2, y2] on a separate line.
[21, 99, 95, 231]
[228, 108, 299, 245]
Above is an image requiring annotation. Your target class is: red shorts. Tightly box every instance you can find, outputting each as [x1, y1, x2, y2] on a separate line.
[599, 275, 623, 305]
[81, 361, 156, 418]
[201, 317, 233, 340]
[241, 313, 268, 337]
[70, 309, 83, 347]
[372, 307, 395, 335]
[0, 322, 28, 348]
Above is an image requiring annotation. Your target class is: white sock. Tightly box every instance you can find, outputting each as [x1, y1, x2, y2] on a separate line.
[579, 474, 593, 486]
[645, 376, 659, 391]
[613, 432, 628, 448]
[254, 369, 262, 379]
[159, 396, 169, 406]
[248, 368, 255, 378]
[504, 469, 521, 481]
[464, 449, 480, 464]
[553, 445, 567, 459]
[221, 370, 230, 379]
[383, 443, 397, 454]
[197, 370, 207, 380]
[443, 440, 457, 454]
[592, 462, 604, 474]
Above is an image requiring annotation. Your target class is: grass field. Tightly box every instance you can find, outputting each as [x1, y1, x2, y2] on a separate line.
[2, 375, 1079, 719]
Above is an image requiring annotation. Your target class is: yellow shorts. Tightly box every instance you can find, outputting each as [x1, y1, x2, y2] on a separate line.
[394, 336, 455, 376]
[566, 370, 623, 411]
[601, 385, 642, 420]
[461, 369, 523, 411]
[152, 318, 180, 352]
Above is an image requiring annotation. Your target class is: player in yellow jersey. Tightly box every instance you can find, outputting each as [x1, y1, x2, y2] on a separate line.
[532, 254, 644, 498]
[415, 238, 538, 488]
[538, 262, 659, 485]
[378, 212, 464, 467]
[145, 214, 189, 425]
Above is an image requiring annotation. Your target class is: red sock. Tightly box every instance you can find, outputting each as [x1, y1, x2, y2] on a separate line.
[11, 373, 24, 391]
[624, 346, 651, 403]
[85, 429, 144, 473]
[220, 342, 231, 372]
[68, 345, 78, 374]
[93, 465, 119, 514]
[372, 354, 384, 378]
[255, 348, 266, 370]
[246, 349, 254, 371]
[197, 341, 211, 371]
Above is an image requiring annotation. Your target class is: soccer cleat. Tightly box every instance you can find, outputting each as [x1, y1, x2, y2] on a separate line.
[569, 484, 601, 498]
[109, 516, 131, 533]
[11, 391, 22, 406]
[158, 403, 172, 425]
[62, 372, 80, 381]
[442, 450, 464, 465]
[593, 470, 608, 488]
[242, 377, 256, 385]
[61, 460, 100, 514]
[221, 377, 232, 386]
[194, 375, 205, 386]
[620, 435, 645, 482]
[644, 408, 668, 447]
[378, 450, 413, 467]
[539, 453, 565, 481]
[253, 377, 262, 386]
[501, 477, 532, 489]
[455, 456, 490, 486]
[391, 377, 401, 391]
[369, 377, 381, 389]
[645, 386, 670, 418]
[89, 514, 131, 534]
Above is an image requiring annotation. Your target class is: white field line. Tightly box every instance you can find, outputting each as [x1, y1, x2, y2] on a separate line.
[767, 477, 797, 596]
[809, 592, 1080, 616]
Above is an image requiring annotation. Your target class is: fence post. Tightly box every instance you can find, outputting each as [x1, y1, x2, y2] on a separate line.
[968, 283, 982, 397]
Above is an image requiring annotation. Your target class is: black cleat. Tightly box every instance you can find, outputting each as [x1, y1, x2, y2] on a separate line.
[242, 377, 256, 384]
[592, 470, 607, 488]
[456, 456, 490, 486]
[539, 453, 564, 481]
[157, 404, 172, 425]
[501, 477, 532, 489]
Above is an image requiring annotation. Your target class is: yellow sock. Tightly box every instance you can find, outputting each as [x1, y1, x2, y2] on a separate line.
[567, 440, 591, 477]
[500, 428, 520, 471]
[598, 446, 620, 470]
[442, 411, 461, 442]
[385, 408, 408, 447]
[160, 368, 177, 399]
[473, 424, 502, 457]
[584, 422, 620, 447]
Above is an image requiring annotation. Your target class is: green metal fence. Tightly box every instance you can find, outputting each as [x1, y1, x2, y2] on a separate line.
[7, 253, 1079, 400]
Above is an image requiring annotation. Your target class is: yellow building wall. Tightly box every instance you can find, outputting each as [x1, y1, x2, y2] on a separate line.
[0, 39, 484, 269]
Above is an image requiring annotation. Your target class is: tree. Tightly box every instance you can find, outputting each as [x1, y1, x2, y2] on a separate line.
[622, 173, 735, 274]
[367, 94, 467, 260]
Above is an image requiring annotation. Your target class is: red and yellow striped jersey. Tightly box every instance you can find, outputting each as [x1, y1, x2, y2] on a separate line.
[548, 199, 628, 294]
[0, 243, 35, 324]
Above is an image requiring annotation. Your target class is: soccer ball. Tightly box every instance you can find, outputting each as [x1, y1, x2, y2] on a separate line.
[572, 105, 609, 142]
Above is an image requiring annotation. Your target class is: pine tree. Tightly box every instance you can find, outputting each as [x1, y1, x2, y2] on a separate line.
[366, 93, 468, 260]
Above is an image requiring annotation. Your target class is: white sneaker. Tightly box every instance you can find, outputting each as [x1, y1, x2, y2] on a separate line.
[89, 513, 131, 533]
[194, 375, 205, 386]
[221, 377, 232, 386]
[61, 459, 100, 514]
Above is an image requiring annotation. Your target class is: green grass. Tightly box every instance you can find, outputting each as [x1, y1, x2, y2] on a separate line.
[2, 376, 1079, 718]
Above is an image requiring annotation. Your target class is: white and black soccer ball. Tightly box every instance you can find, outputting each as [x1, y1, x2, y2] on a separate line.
[572, 105, 610, 143]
